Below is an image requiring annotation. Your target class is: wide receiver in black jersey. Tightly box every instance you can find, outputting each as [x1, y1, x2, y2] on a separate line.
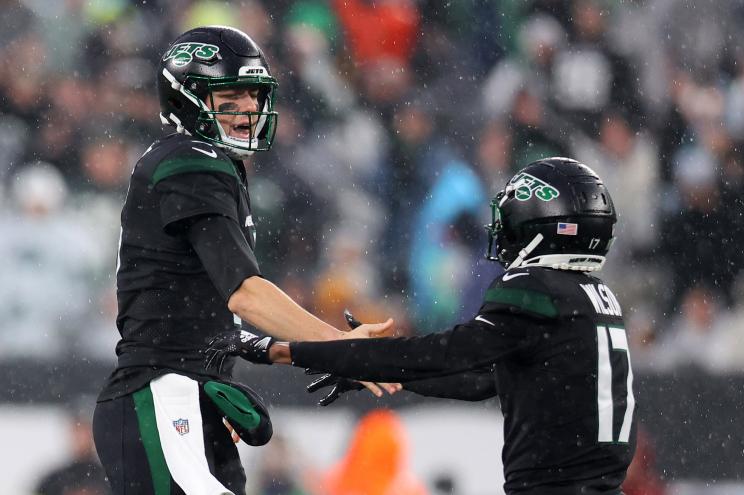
[211, 157, 637, 494]
[92, 26, 394, 495]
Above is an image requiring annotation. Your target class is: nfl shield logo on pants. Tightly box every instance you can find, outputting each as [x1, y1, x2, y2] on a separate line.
[173, 418, 190, 435]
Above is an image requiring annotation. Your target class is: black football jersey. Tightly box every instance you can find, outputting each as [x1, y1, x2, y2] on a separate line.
[99, 133, 259, 400]
[291, 266, 636, 494]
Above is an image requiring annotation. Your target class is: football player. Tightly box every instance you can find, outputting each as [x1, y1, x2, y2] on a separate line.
[210, 157, 637, 494]
[92, 26, 395, 495]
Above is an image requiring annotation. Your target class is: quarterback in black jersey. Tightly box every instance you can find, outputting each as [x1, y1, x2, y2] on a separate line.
[220, 158, 637, 495]
[92, 26, 394, 495]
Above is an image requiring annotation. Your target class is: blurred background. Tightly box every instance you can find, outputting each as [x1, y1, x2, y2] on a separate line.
[1, 0, 744, 493]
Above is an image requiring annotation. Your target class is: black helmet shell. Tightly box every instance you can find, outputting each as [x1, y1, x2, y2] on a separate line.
[486, 157, 617, 271]
[157, 26, 278, 156]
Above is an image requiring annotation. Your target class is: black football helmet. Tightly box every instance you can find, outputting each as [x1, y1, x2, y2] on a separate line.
[157, 26, 278, 158]
[485, 157, 617, 271]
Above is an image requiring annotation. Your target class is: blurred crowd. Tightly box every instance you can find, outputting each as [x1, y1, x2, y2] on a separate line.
[2, 0, 744, 376]
[3, 2, 734, 494]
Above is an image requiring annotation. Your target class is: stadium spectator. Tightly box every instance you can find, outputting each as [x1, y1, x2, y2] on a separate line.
[313, 409, 427, 495]
[551, 0, 642, 132]
[34, 405, 109, 495]
[651, 284, 726, 372]
[252, 434, 310, 495]
[622, 427, 667, 495]
[481, 13, 567, 119]
[0, 163, 104, 358]
[407, 151, 485, 330]
[572, 108, 662, 306]
[660, 142, 732, 307]
[311, 226, 408, 334]
[332, 0, 418, 68]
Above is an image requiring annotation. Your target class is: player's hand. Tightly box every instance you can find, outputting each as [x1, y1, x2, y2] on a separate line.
[204, 329, 275, 372]
[305, 309, 401, 406]
[223, 419, 240, 444]
[306, 371, 365, 406]
[305, 369, 401, 406]
[340, 317, 395, 340]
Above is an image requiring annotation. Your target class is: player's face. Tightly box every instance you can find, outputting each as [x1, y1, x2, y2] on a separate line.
[209, 86, 261, 140]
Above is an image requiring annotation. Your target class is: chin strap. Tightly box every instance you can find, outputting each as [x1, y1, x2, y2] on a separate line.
[159, 112, 192, 136]
[507, 233, 544, 270]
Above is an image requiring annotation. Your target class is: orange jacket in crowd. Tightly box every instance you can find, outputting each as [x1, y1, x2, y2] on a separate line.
[332, 0, 419, 66]
[316, 409, 428, 495]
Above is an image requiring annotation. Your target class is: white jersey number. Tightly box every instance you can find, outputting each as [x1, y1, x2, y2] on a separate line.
[596, 325, 635, 443]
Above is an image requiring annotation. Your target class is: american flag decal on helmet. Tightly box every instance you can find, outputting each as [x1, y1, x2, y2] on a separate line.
[173, 418, 190, 435]
[557, 223, 578, 235]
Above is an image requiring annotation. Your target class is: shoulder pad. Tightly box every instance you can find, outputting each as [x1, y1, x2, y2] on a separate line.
[151, 137, 236, 185]
[482, 268, 558, 318]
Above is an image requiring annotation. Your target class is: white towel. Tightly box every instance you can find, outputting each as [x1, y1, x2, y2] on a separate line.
[150, 373, 234, 495]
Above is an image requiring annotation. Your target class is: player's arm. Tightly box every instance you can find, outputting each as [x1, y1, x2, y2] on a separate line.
[401, 369, 497, 401]
[228, 276, 345, 342]
[304, 311, 498, 402]
[305, 367, 497, 403]
[266, 312, 533, 382]
[155, 162, 389, 343]
[262, 273, 559, 383]
[186, 213, 385, 342]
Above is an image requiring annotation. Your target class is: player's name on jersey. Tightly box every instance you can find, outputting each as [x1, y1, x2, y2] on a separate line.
[580, 283, 622, 317]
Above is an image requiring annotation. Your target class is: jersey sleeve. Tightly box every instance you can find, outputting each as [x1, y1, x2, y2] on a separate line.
[187, 215, 261, 301]
[290, 312, 540, 382]
[153, 149, 241, 232]
[402, 368, 498, 401]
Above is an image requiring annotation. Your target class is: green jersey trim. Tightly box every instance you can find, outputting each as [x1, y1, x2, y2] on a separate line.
[152, 157, 237, 185]
[133, 387, 171, 495]
[484, 287, 559, 318]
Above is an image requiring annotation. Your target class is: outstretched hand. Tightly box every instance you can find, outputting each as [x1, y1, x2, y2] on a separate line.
[305, 309, 402, 406]
[340, 317, 395, 340]
[306, 370, 365, 406]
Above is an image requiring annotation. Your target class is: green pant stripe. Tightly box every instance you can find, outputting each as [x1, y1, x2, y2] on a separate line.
[133, 387, 171, 495]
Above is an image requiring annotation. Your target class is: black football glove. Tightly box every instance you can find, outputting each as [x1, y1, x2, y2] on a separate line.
[305, 309, 365, 406]
[306, 371, 365, 406]
[205, 329, 275, 373]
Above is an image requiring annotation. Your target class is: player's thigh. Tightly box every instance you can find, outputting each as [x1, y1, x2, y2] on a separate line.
[93, 386, 246, 495]
[93, 395, 167, 495]
[200, 387, 246, 493]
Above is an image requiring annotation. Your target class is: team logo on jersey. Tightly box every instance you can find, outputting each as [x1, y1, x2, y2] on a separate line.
[163, 43, 220, 67]
[510, 172, 560, 202]
[173, 418, 190, 435]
